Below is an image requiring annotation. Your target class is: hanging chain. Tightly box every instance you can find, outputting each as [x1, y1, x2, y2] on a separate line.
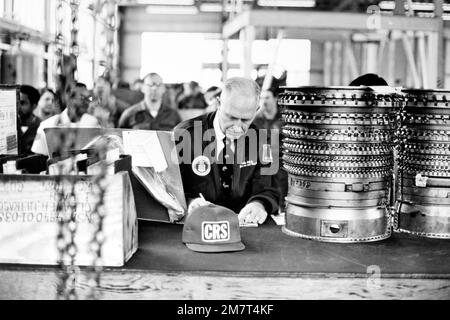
[96, 0, 119, 80]
[53, 1, 113, 300]
[55, 129, 80, 300]
[55, 0, 66, 109]
[54, 0, 81, 300]
[54, 0, 74, 300]
[55, 0, 65, 75]
[69, 0, 80, 81]
[86, 143, 109, 300]
[106, 1, 117, 76]
[392, 92, 407, 232]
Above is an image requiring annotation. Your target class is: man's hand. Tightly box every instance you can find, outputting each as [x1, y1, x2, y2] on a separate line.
[188, 197, 211, 213]
[238, 201, 268, 225]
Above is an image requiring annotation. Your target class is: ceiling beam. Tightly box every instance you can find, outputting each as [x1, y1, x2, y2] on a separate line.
[0, 18, 54, 44]
[223, 9, 442, 39]
[121, 6, 222, 34]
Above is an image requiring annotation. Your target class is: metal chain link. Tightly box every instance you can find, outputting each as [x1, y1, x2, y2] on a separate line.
[55, 0, 81, 300]
[55, 130, 80, 300]
[98, 0, 119, 79]
[55, 0, 65, 74]
[86, 142, 109, 300]
[87, 3, 120, 297]
[106, 1, 118, 76]
[55, 0, 65, 106]
[69, 0, 80, 81]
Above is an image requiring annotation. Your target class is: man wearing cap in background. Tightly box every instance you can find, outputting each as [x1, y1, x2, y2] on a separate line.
[175, 77, 280, 225]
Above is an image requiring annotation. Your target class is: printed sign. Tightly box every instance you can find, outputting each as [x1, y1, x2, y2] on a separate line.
[0, 87, 18, 155]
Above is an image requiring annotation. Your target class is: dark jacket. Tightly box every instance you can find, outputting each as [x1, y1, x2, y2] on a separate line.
[18, 114, 41, 156]
[178, 92, 207, 109]
[118, 100, 181, 130]
[175, 111, 280, 215]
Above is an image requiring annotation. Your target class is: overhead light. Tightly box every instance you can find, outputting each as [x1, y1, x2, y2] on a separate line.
[146, 5, 198, 14]
[258, 0, 316, 8]
[199, 3, 222, 12]
[138, 0, 194, 5]
[378, 1, 395, 10]
[199, 3, 237, 12]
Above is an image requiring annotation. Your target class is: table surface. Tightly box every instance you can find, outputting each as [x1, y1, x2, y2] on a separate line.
[1, 218, 450, 299]
[123, 219, 450, 277]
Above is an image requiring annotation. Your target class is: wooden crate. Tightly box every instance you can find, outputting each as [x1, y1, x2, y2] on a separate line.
[0, 171, 138, 267]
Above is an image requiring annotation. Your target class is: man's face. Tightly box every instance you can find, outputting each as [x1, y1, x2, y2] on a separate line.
[205, 92, 219, 109]
[19, 93, 34, 118]
[68, 86, 91, 118]
[218, 91, 259, 140]
[38, 91, 55, 114]
[142, 75, 165, 103]
[260, 90, 277, 118]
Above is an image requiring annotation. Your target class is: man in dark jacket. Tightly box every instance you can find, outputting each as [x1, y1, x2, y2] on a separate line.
[118, 73, 181, 130]
[175, 77, 279, 225]
[18, 85, 41, 155]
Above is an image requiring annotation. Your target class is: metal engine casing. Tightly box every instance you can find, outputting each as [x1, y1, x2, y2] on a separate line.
[396, 89, 450, 238]
[280, 86, 400, 242]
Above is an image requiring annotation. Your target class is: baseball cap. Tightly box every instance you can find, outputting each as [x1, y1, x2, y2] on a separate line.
[182, 204, 245, 253]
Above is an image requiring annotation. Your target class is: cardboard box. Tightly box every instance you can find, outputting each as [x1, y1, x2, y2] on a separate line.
[0, 171, 138, 266]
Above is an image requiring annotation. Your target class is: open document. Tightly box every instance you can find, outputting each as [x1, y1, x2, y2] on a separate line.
[45, 128, 187, 223]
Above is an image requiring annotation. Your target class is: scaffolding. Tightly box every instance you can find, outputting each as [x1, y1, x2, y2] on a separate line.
[221, 0, 447, 88]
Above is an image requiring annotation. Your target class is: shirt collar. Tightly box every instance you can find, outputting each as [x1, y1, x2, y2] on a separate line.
[59, 109, 72, 125]
[213, 112, 225, 143]
[213, 113, 235, 160]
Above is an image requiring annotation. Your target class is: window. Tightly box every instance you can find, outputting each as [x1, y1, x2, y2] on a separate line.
[141, 32, 311, 88]
[13, 0, 46, 31]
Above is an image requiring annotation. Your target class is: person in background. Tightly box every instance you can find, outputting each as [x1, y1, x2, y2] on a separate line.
[204, 86, 221, 113]
[253, 89, 280, 131]
[118, 72, 181, 130]
[178, 81, 207, 109]
[18, 85, 41, 155]
[114, 79, 144, 106]
[89, 76, 129, 128]
[132, 78, 144, 92]
[253, 89, 287, 212]
[349, 73, 388, 86]
[117, 80, 130, 90]
[31, 83, 100, 156]
[349, 73, 394, 206]
[34, 88, 57, 121]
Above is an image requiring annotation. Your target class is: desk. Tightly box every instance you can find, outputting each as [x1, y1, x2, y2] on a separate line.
[1, 220, 449, 299]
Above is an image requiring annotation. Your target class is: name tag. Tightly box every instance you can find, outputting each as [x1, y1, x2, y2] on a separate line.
[239, 160, 257, 168]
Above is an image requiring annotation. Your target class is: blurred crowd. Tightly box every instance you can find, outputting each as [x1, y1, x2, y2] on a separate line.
[18, 71, 287, 157]
[14, 69, 294, 213]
